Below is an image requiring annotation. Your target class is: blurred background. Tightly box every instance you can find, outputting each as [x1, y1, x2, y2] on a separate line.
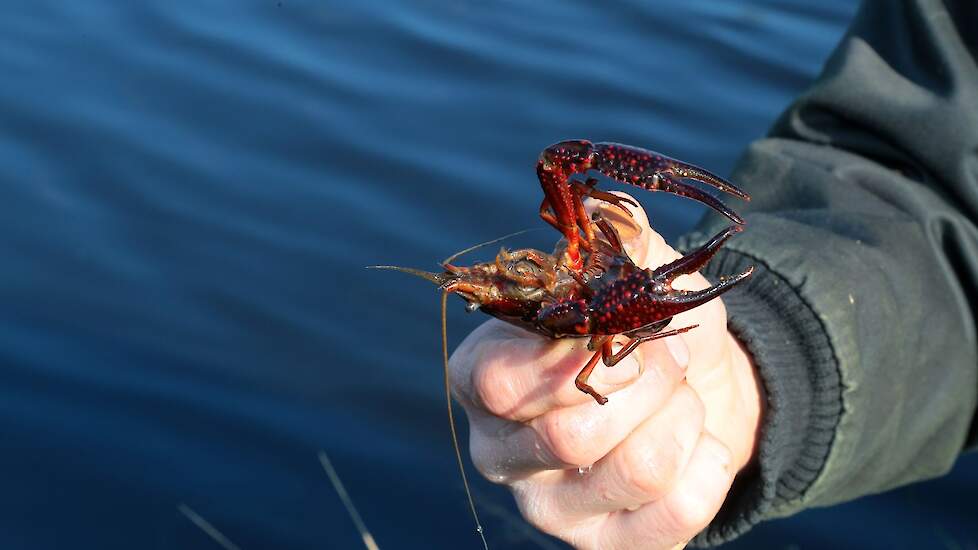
[0, 1, 975, 548]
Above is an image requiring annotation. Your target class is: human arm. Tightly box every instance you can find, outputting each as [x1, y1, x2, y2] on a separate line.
[683, 0, 978, 544]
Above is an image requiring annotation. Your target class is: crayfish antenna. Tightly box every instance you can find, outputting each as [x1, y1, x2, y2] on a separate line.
[367, 265, 458, 287]
[441, 228, 538, 266]
[441, 291, 489, 550]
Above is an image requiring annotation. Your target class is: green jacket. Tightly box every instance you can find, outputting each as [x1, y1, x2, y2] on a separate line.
[683, 0, 978, 544]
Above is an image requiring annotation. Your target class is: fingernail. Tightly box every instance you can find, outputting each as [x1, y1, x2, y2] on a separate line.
[665, 335, 690, 370]
[595, 347, 643, 387]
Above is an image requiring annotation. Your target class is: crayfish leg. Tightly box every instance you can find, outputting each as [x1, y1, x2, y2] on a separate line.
[575, 347, 609, 405]
[591, 211, 633, 261]
[540, 177, 631, 269]
[586, 334, 611, 352]
[602, 326, 699, 367]
[572, 178, 637, 218]
[569, 178, 638, 253]
[576, 326, 700, 404]
[601, 336, 641, 367]
[538, 197, 563, 234]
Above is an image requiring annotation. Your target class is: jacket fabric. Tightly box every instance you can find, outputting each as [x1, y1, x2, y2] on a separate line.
[681, 0, 978, 545]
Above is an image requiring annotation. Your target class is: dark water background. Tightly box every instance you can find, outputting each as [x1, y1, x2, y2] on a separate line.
[1, 1, 976, 549]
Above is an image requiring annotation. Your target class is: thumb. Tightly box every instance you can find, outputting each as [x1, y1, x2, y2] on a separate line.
[583, 191, 681, 270]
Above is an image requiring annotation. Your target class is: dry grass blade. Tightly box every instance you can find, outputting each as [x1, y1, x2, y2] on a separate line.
[178, 503, 243, 550]
[318, 450, 380, 550]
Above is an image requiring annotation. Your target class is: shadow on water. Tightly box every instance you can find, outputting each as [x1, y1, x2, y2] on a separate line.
[0, 1, 975, 549]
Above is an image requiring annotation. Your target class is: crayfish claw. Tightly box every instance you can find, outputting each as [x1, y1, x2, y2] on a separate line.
[668, 266, 753, 309]
[584, 143, 750, 226]
[651, 225, 743, 283]
[633, 225, 753, 320]
[667, 159, 750, 201]
[656, 174, 746, 225]
[635, 265, 752, 322]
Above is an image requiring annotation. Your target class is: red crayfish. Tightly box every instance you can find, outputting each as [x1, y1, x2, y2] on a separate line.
[376, 140, 753, 405]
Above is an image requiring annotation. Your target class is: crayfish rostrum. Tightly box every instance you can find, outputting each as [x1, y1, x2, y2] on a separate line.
[375, 140, 753, 405]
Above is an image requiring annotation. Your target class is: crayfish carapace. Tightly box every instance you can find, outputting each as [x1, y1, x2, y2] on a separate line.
[375, 140, 753, 405]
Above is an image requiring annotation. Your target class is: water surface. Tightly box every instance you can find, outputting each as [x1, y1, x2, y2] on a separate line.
[1, 1, 975, 548]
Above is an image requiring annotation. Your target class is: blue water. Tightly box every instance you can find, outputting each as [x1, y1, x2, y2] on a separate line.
[1, 1, 975, 549]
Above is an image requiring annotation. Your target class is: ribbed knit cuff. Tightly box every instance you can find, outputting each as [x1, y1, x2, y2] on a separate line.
[687, 246, 843, 547]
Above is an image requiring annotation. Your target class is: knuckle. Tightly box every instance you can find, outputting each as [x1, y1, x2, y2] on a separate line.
[616, 387, 706, 501]
[619, 438, 675, 498]
[664, 488, 718, 532]
[471, 354, 521, 419]
[538, 409, 601, 468]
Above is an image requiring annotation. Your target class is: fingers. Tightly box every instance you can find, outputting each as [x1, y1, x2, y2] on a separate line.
[599, 433, 734, 550]
[468, 343, 685, 482]
[510, 385, 705, 525]
[511, 417, 735, 550]
[583, 192, 658, 268]
[520, 431, 734, 550]
[452, 320, 655, 423]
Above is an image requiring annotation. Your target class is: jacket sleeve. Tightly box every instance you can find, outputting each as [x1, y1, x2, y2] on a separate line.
[681, 0, 978, 545]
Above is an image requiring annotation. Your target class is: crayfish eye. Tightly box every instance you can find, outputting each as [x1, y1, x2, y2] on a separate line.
[512, 259, 539, 277]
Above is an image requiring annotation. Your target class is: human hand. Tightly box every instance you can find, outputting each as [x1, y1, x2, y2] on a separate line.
[449, 193, 763, 549]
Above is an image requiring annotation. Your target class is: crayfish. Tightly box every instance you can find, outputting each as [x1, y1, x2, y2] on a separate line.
[372, 140, 753, 548]
[375, 140, 753, 405]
